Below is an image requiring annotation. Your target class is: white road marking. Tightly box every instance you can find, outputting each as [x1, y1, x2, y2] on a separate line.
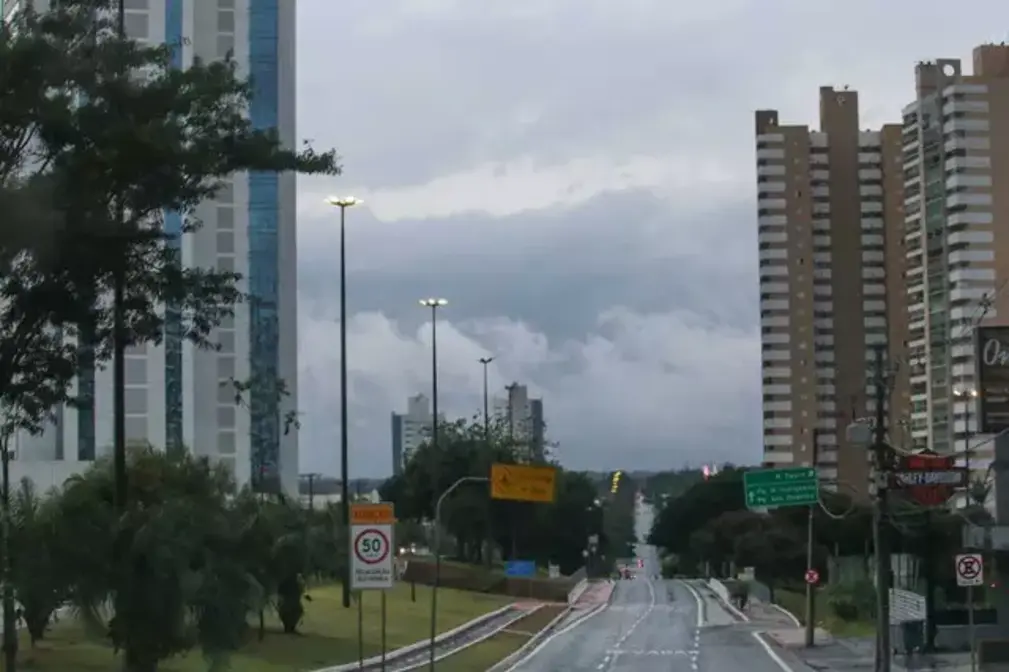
[680, 580, 705, 628]
[770, 603, 803, 628]
[606, 649, 694, 656]
[502, 601, 610, 672]
[612, 578, 655, 649]
[752, 631, 794, 672]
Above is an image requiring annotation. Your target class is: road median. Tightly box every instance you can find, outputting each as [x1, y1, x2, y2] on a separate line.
[439, 603, 569, 671]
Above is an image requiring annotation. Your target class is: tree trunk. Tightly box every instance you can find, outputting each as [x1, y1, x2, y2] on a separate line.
[2, 436, 17, 672]
[257, 609, 265, 642]
[122, 647, 159, 672]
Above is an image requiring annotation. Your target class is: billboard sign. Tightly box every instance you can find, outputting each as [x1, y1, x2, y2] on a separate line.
[976, 326, 1009, 434]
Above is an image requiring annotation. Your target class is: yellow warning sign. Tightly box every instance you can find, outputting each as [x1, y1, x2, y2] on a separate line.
[490, 463, 557, 503]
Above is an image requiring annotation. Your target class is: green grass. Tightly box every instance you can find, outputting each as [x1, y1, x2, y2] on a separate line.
[16, 583, 512, 671]
[775, 588, 875, 638]
[434, 604, 567, 671]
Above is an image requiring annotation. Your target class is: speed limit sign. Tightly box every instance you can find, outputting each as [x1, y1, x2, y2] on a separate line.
[354, 528, 390, 565]
[350, 503, 396, 590]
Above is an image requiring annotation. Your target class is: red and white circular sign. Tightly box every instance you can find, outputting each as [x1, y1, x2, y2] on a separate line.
[805, 569, 820, 585]
[353, 528, 391, 565]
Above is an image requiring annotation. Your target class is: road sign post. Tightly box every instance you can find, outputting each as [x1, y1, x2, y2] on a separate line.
[743, 467, 819, 510]
[350, 502, 395, 670]
[956, 553, 983, 672]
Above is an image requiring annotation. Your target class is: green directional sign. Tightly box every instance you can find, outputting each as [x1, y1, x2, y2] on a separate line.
[744, 467, 818, 509]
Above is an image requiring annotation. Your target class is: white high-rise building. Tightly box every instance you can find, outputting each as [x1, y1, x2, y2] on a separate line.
[391, 394, 434, 475]
[902, 46, 1009, 479]
[6, 0, 299, 495]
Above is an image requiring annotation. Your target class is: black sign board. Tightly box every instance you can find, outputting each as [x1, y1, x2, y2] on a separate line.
[976, 326, 1009, 434]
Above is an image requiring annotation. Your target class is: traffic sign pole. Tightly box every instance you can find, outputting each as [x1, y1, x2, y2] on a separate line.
[956, 552, 983, 672]
[805, 433, 819, 648]
[349, 503, 396, 671]
[969, 584, 976, 672]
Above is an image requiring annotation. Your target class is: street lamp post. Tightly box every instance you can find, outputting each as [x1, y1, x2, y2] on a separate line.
[420, 298, 447, 461]
[479, 357, 493, 444]
[326, 195, 362, 609]
[429, 476, 488, 671]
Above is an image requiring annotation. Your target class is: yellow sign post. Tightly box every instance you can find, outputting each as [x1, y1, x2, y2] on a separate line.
[490, 463, 557, 503]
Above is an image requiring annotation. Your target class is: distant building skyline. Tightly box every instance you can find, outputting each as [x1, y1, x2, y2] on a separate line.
[391, 393, 433, 475]
[492, 383, 546, 461]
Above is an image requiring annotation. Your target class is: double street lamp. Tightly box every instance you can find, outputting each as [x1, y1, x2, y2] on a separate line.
[325, 195, 362, 609]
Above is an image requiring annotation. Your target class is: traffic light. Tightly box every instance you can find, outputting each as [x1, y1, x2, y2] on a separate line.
[610, 470, 622, 494]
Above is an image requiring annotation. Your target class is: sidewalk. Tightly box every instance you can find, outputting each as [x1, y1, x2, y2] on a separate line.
[572, 580, 614, 609]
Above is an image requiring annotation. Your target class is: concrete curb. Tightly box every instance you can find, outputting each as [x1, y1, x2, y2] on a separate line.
[396, 605, 544, 672]
[566, 578, 589, 604]
[486, 604, 573, 672]
[309, 603, 517, 672]
[767, 601, 803, 628]
[705, 578, 748, 621]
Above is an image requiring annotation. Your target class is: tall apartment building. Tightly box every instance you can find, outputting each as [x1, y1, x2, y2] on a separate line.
[4, 0, 299, 495]
[391, 394, 434, 475]
[903, 45, 1009, 475]
[755, 87, 908, 497]
[492, 383, 546, 461]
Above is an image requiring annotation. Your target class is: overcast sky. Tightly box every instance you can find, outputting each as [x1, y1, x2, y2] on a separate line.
[293, 0, 1001, 478]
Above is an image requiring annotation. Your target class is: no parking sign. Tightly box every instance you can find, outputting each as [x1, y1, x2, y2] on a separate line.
[956, 553, 983, 587]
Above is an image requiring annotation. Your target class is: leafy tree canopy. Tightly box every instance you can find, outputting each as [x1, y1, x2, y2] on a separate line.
[0, 0, 339, 438]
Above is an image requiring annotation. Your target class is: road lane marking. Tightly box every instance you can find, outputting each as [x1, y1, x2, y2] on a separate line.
[612, 578, 655, 649]
[752, 631, 794, 672]
[680, 580, 705, 628]
[503, 601, 609, 671]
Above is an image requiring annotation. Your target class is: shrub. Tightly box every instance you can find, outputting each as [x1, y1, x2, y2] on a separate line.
[823, 579, 877, 622]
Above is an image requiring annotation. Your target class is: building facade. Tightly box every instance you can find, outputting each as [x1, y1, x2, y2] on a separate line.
[492, 383, 546, 461]
[5, 0, 299, 495]
[755, 87, 908, 497]
[903, 45, 1009, 477]
[391, 394, 433, 475]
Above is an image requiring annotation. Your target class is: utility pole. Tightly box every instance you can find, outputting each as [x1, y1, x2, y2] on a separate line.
[871, 344, 892, 672]
[805, 428, 818, 647]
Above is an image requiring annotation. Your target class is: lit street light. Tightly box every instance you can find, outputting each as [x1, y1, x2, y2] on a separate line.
[326, 195, 362, 609]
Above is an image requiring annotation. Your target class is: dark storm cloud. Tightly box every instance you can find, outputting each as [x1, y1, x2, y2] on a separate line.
[292, 0, 1004, 476]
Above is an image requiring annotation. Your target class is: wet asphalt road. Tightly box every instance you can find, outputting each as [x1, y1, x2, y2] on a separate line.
[505, 500, 794, 672]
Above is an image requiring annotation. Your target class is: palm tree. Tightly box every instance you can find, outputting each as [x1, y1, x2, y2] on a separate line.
[9, 478, 69, 646]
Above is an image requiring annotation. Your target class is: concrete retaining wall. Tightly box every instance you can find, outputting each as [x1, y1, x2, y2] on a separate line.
[708, 578, 731, 604]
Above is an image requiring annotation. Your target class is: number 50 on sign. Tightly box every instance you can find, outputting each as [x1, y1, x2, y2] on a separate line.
[350, 503, 395, 590]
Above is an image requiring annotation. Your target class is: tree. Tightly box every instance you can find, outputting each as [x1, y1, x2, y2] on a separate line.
[640, 469, 704, 505]
[5, 478, 70, 653]
[0, 0, 338, 478]
[57, 447, 260, 672]
[648, 467, 745, 555]
[384, 415, 605, 573]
